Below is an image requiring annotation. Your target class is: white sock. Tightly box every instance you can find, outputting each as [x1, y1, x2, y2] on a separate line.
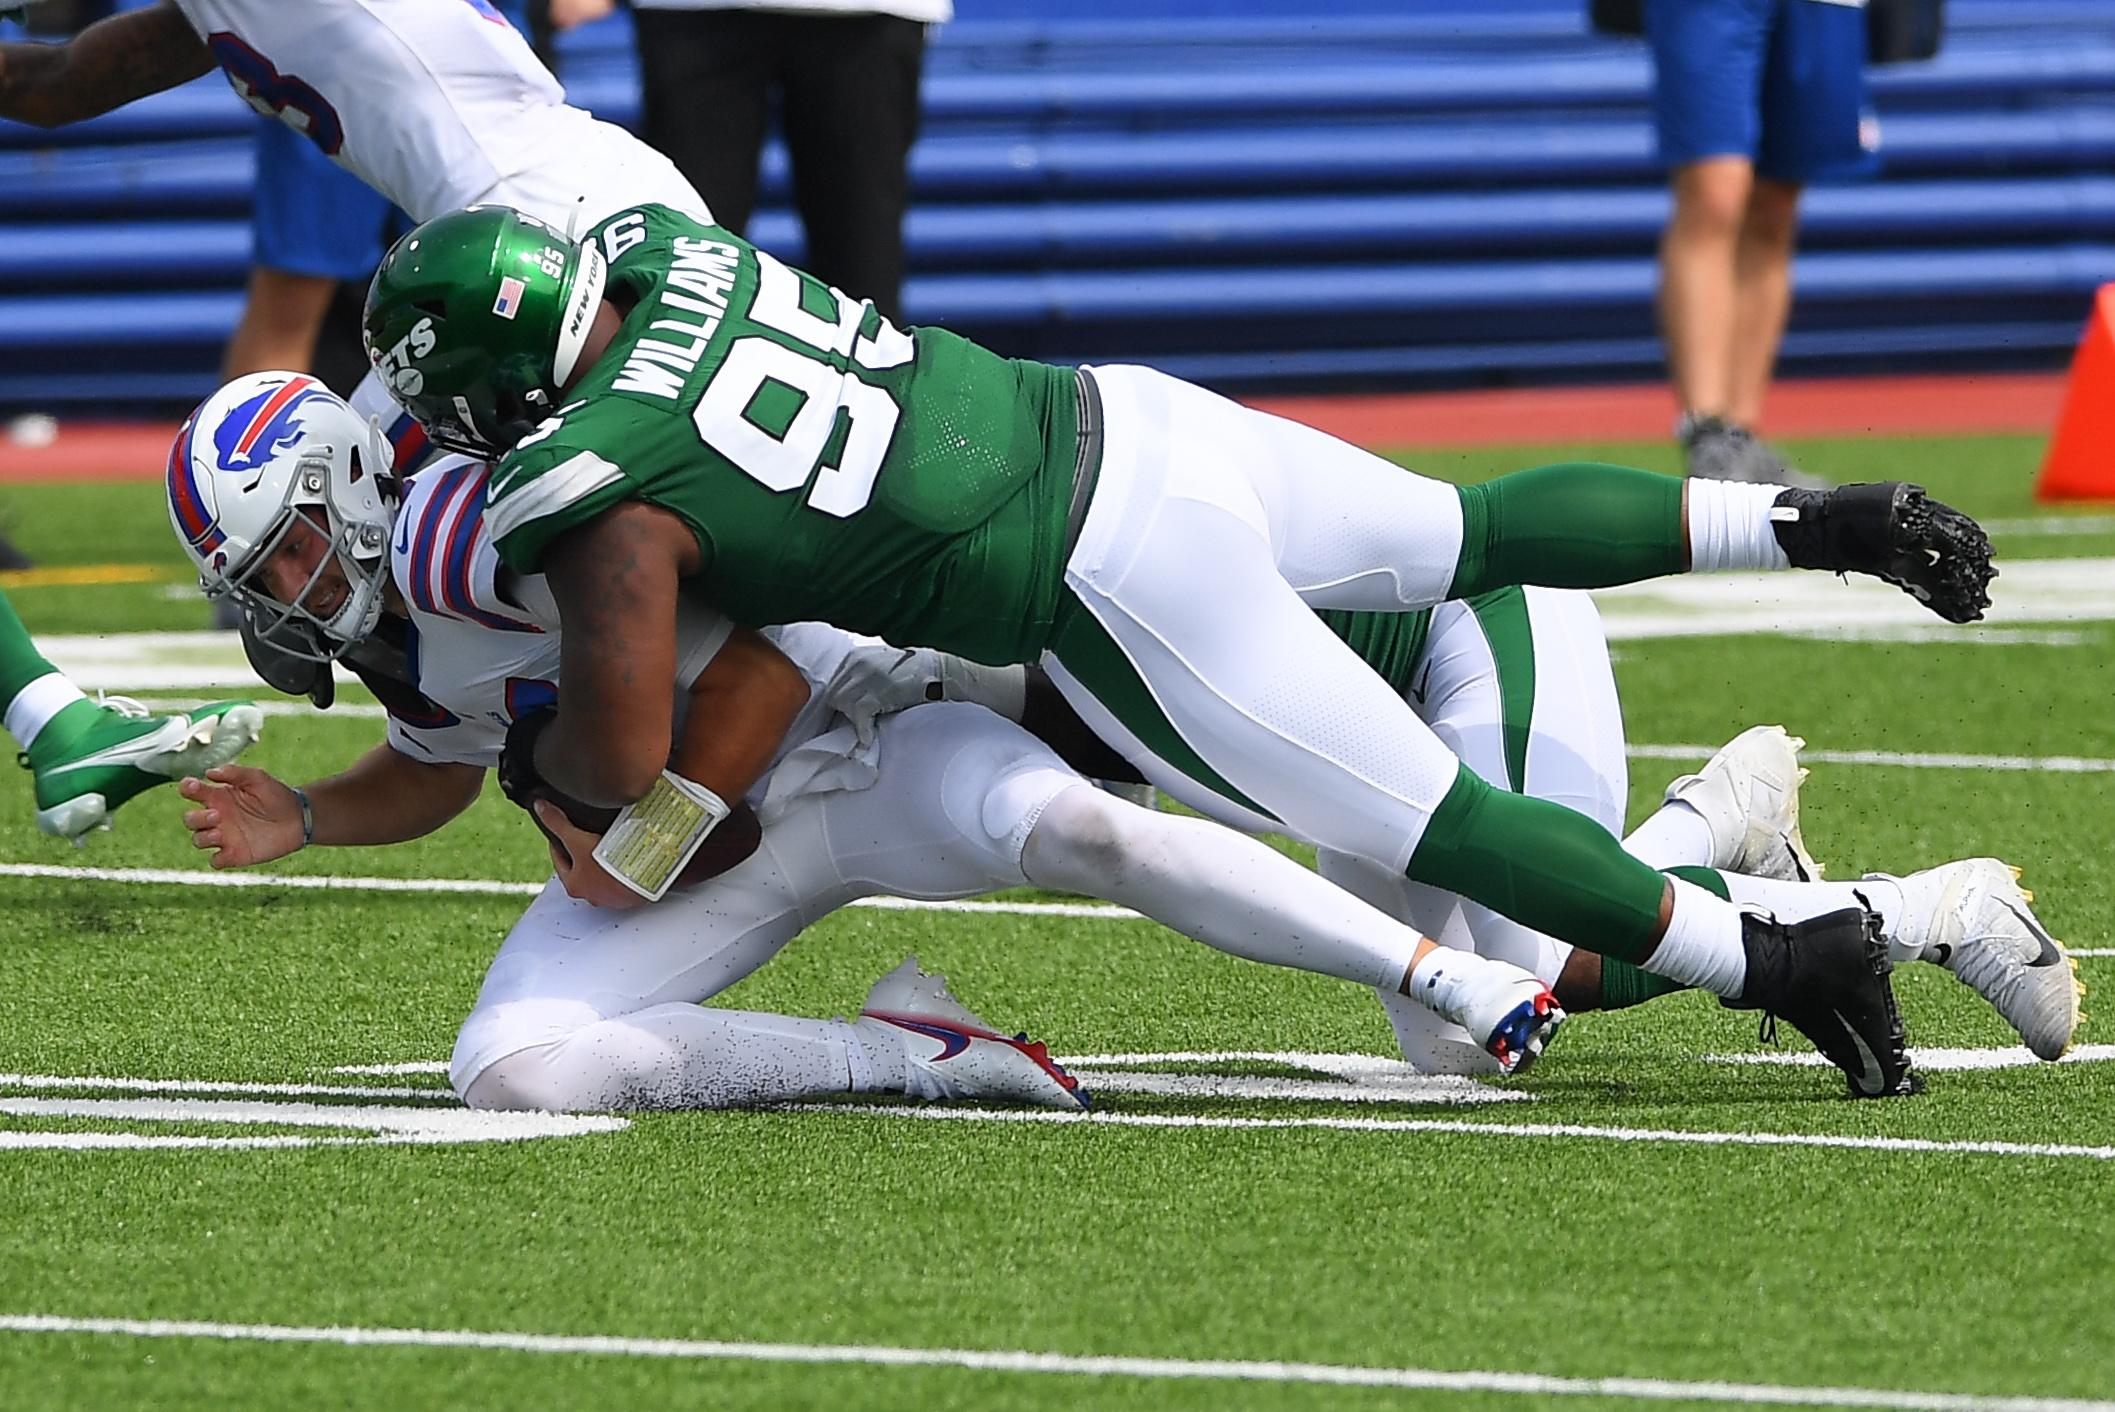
[1642, 877, 1749, 997]
[1623, 800, 1718, 869]
[4, 671, 85, 752]
[1686, 481, 1793, 572]
[1715, 873, 1913, 963]
[1020, 783, 1418, 991]
[1404, 942, 1522, 1024]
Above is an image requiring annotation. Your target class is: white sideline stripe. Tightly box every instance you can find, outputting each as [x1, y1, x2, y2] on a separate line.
[821, 1104, 2115, 1162]
[1707, 1045, 2115, 1073]
[0, 1314, 2106, 1410]
[1984, 515, 2115, 536]
[0, 1097, 625, 1151]
[10, 861, 2115, 938]
[0, 1073, 441, 1100]
[329, 1062, 450, 1077]
[0, 864, 1149, 919]
[0, 862, 1149, 919]
[1593, 556, 2115, 640]
[1627, 744, 2115, 773]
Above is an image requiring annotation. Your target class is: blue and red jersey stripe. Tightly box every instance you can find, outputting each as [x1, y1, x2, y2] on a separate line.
[406, 465, 541, 634]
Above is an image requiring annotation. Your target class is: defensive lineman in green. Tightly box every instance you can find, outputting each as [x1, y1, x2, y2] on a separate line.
[364, 201, 2000, 1093]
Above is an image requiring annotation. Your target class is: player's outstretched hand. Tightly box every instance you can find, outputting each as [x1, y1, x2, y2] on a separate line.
[533, 798, 647, 911]
[179, 764, 305, 869]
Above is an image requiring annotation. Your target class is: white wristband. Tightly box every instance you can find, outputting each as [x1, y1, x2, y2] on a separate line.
[590, 769, 731, 901]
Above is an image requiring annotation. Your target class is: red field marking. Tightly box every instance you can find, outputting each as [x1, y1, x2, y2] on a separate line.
[0, 423, 181, 485]
[1247, 370, 2066, 449]
[0, 371, 2067, 484]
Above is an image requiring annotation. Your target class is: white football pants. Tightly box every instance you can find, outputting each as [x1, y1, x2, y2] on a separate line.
[456, 700, 1444, 1111]
[1046, 363, 1474, 872]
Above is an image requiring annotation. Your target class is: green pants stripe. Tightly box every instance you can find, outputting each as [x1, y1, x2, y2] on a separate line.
[1044, 593, 1281, 825]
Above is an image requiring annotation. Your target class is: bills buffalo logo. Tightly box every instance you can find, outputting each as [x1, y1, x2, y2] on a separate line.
[211, 376, 329, 474]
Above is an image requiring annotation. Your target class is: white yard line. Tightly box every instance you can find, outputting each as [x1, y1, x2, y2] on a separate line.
[0, 1313, 2105, 1409]
[1708, 1045, 2115, 1073]
[1626, 744, 2115, 773]
[819, 1105, 2115, 1162]
[1983, 515, 2115, 537]
[0, 1073, 442, 1101]
[10, 850, 2115, 938]
[34, 564, 2115, 694]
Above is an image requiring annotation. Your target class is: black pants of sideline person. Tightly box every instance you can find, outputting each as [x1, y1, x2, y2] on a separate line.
[631, 8, 926, 322]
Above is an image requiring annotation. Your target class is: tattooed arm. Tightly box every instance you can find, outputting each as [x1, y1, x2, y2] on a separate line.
[536, 501, 807, 809]
[0, 0, 212, 127]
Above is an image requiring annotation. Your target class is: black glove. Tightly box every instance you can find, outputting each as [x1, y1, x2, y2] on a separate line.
[498, 705, 618, 847]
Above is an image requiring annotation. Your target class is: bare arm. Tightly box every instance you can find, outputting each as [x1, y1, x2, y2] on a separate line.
[672, 626, 811, 801]
[180, 743, 486, 868]
[0, 1, 212, 128]
[536, 500, 702, 807]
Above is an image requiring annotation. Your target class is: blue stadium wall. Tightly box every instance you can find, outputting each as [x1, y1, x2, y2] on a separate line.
[1, 0, 2110, 414]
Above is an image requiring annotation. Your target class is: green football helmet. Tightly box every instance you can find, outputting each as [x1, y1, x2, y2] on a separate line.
[362, 204, 608, 456]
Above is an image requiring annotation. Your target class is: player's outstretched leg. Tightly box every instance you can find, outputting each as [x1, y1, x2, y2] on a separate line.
[1720, 906, 1920, 1099]
[2, 588, 262, 840]
[1647, 725, 1822, 882]
[859, 957, 1089, 1108]
[1019, 781, 1564, 1074]
[1870, 860, 2081, 1060]
[1448, 466, 1994, 622]
[22, 696, 265, 841]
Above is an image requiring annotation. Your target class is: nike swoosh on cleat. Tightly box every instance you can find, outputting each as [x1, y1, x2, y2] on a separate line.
[1840, 1014, 1889, 1096]
[1996, 900, 2065, 967]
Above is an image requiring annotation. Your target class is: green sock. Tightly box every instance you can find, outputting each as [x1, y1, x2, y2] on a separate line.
[1408, 764, 1669, 963]
[0, 586, 61, 709]
[1599, 957, 1689, 1010]
[1449, 462, 1687, 598]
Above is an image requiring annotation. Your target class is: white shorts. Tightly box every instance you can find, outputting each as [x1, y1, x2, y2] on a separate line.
[449, 702, 1080, 1093]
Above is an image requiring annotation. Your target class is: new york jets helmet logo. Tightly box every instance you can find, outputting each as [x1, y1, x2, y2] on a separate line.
[374, 317, 438, 398]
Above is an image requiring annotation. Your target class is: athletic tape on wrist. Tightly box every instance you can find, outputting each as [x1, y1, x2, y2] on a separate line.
[590, 770, 730, 901]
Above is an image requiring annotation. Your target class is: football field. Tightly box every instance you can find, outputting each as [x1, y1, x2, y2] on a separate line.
[2, 431, 2112, 1410]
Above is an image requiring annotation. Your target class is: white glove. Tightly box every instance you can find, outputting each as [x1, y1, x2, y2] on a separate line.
[822, 645, 939, 747]
[821, 645, 1029, 746]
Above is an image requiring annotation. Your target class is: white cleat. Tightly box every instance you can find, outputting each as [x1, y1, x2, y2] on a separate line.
[1662, 724, 1821, 881]
[859, 957, 1090, 1109]
[1878, 859, 2083, 1061]
[1409, 953, 1564, 1077]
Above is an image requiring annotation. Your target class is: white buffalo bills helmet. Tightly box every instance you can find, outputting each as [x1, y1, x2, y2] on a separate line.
[166, 371, 399, 661]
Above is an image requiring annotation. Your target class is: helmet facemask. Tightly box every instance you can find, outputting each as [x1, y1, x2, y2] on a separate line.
[172, 374, 400, 664]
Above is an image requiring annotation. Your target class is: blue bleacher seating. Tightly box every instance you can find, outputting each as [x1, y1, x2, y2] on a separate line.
[0, 0, 2110, 411]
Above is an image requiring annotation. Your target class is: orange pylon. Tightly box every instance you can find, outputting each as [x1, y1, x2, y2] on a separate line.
[2039, 284, 2115, 501]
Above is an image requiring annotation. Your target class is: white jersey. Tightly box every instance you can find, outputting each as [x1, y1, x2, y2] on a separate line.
[382, 454, 874, 814]
[172, 0, 706, 228]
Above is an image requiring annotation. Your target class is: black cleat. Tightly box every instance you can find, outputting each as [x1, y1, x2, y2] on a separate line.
[1725, 906, 1922, 1099]
[1769, 481, 1996, 624]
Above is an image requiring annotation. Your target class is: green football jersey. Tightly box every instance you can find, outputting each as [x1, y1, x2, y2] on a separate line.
[485, 204, 1083, 665]
[1319, 606, 1433, 697]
